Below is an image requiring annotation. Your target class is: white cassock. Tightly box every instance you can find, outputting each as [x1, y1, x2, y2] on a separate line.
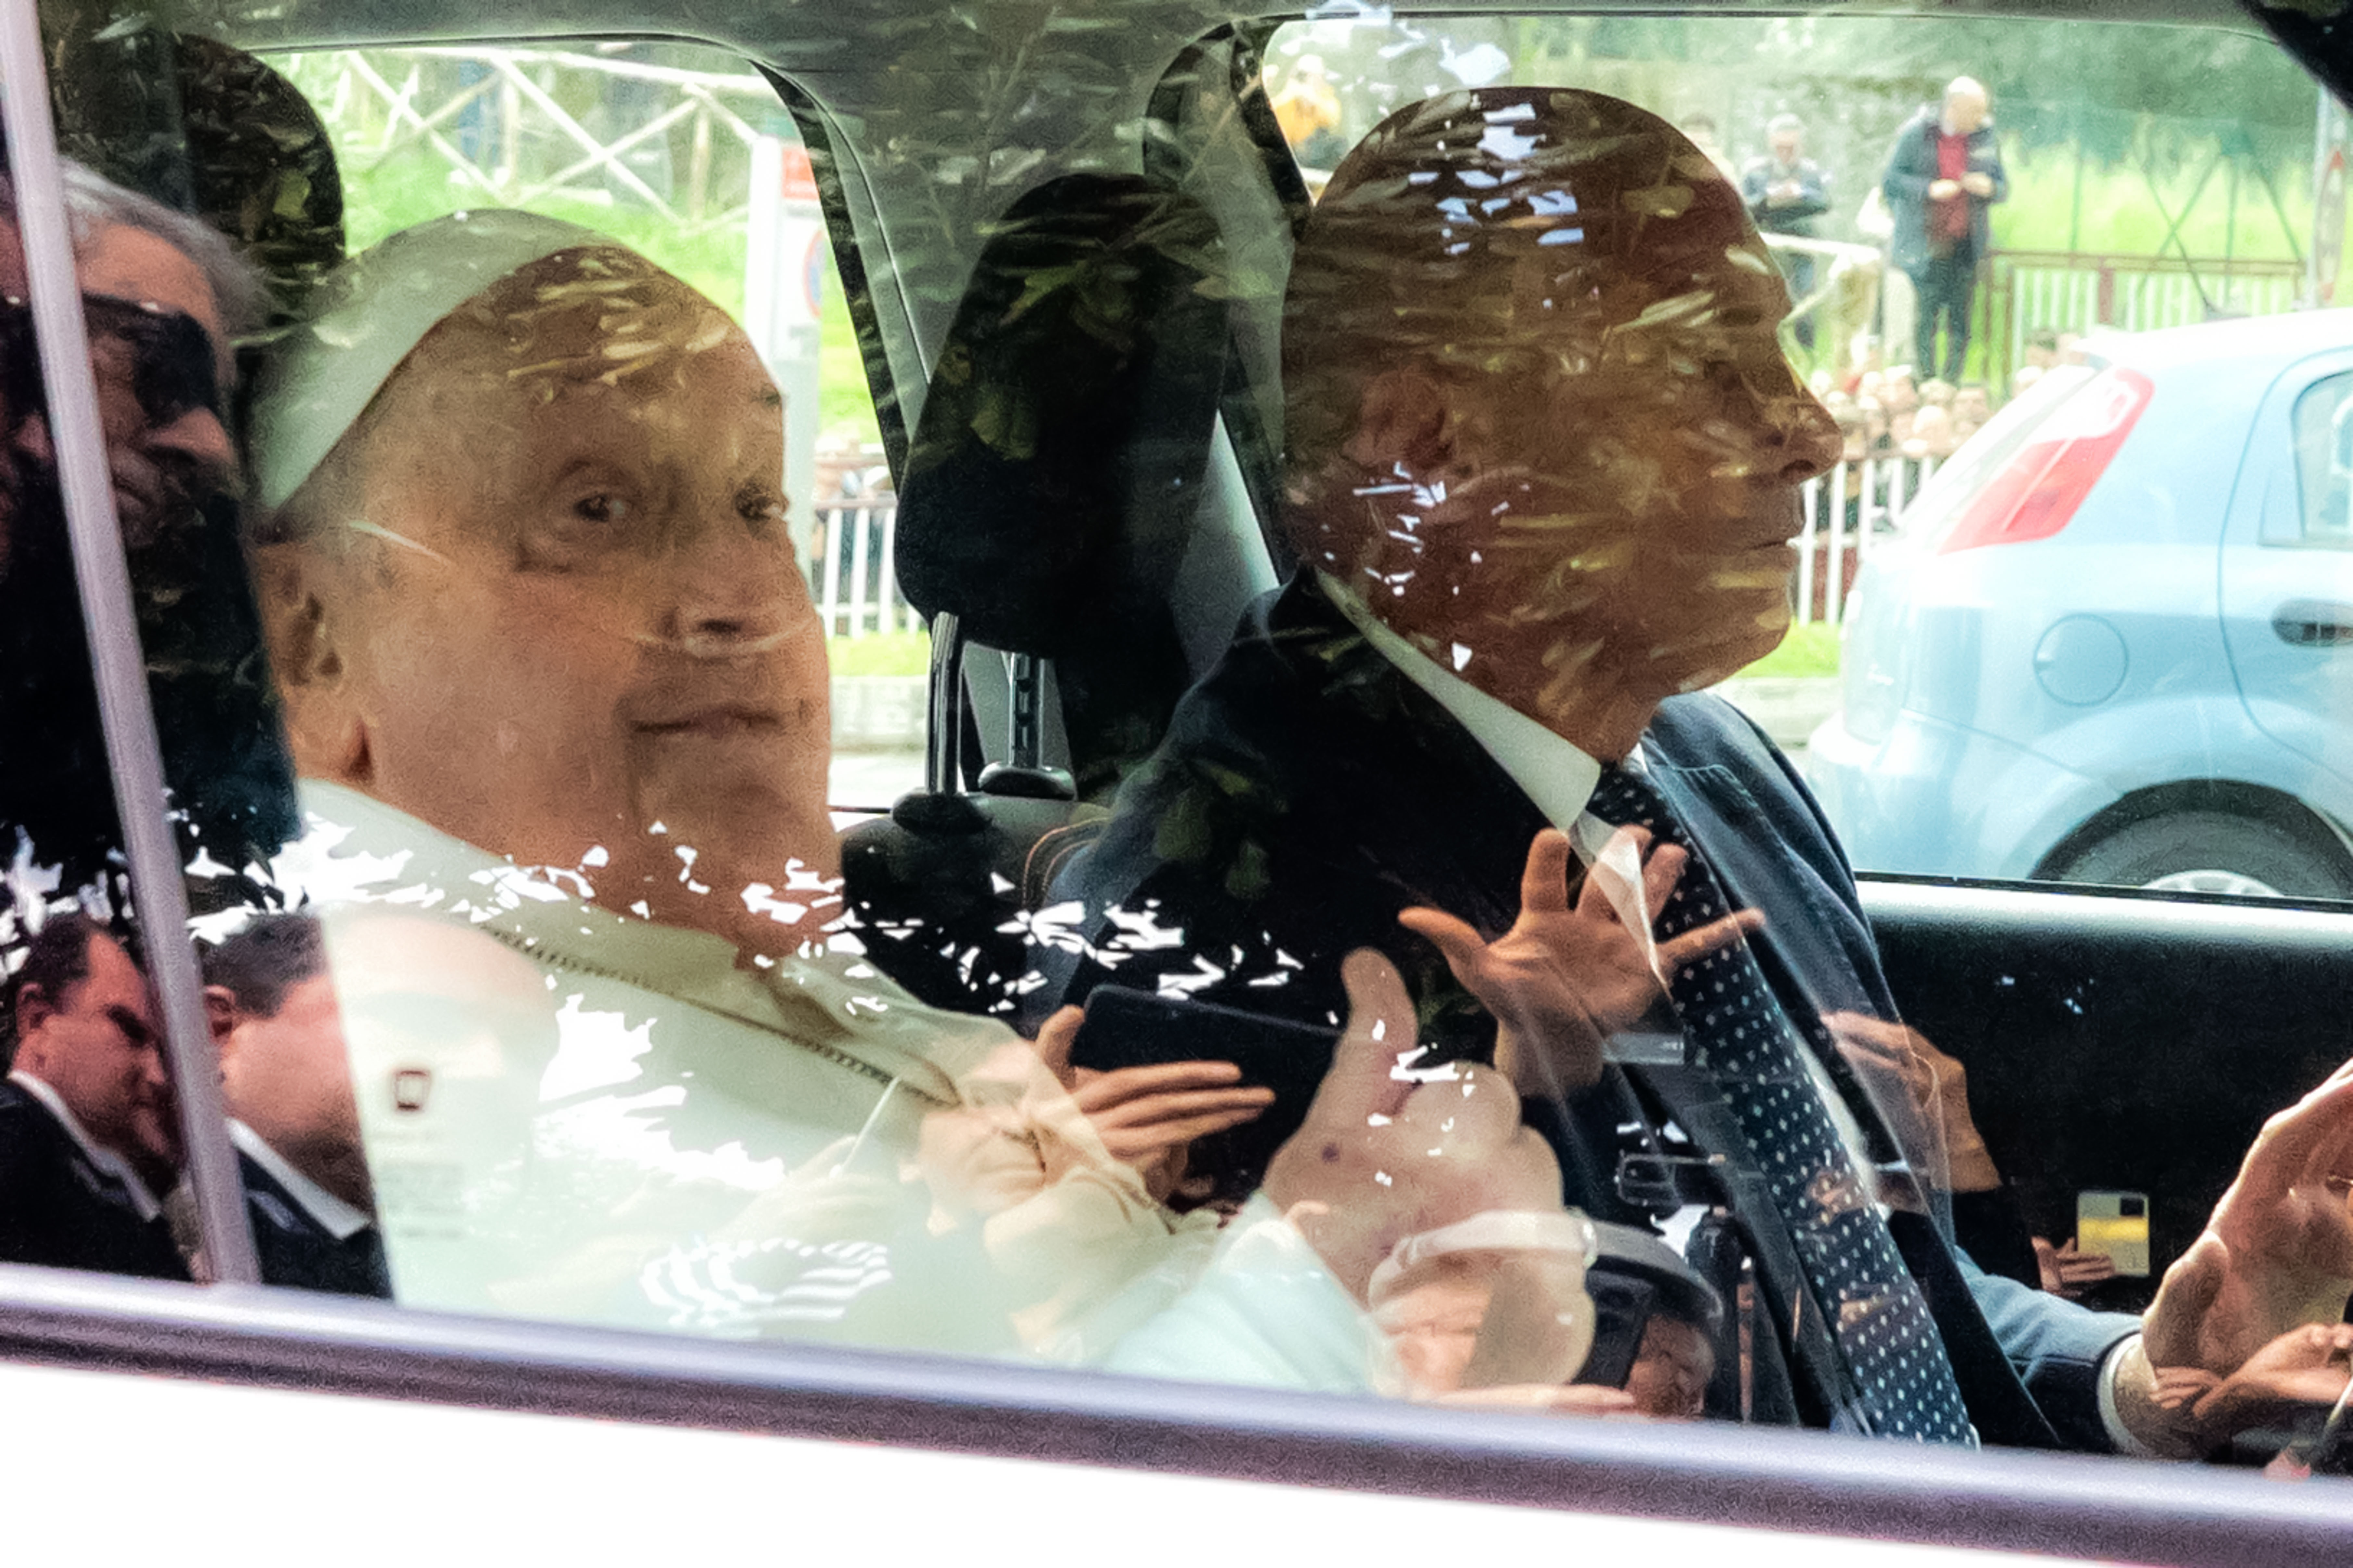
[278, 781, 1390, 1391]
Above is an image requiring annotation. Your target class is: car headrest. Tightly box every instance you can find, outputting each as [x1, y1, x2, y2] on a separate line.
[895, 174, 1231, 656]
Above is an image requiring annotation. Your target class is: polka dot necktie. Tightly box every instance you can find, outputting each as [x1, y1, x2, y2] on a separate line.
[1586, 764, 1974, 1444]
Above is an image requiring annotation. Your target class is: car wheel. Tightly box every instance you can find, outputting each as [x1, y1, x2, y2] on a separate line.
[2054, 810, 2353, 900]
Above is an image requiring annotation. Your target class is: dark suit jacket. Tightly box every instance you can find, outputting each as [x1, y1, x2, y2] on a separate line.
[1882, 108, 2007, 277]
[240, 1148, 391, 1298]
[0, 1080, 189, 1281]
[1039, 574, 2136, 1449]
[1740, 155, 1830, 238]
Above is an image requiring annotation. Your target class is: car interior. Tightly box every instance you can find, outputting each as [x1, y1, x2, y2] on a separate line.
[10, 0, 2353, 1556]
[832, 8, 2353, 1297]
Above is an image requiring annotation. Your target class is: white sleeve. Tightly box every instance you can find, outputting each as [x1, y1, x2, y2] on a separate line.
[2097, 1334, 2163, 1457]
[1103, 1193, 1398, 1395]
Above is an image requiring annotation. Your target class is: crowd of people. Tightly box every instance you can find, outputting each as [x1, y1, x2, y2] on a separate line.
[1817, 363, 1995, 465]
[4, 46, 2353, 1469]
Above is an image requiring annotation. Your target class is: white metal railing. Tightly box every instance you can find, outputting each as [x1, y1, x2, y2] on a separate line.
[809, 471, 1918, 638]
[2005, 263, 2301, 344]
[809, 499, 920, 638]
[1793, 454, 1937, 627]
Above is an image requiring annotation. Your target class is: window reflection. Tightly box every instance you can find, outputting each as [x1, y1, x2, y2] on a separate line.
[1022, 76, 2353, 1462]
[206, 913, 388, 1296]
[2, 915, 185, 1280]
[2293, 371, 2353, 546]
[0, 154, 288, 899]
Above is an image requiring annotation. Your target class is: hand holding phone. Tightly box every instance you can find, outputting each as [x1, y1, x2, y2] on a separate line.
[1068, 985, 1340, 1201]
[1035, 1001, 1274, 1202]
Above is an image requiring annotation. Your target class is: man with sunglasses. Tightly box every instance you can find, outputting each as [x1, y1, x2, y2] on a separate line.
[0, 158, 287, 895]
[0, 159, 250, 552]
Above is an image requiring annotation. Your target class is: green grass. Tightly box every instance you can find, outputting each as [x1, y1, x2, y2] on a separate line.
[1994, 142, 2309, 262]
[1737, 621, 1843, 680]
[826, 631, 931, 677]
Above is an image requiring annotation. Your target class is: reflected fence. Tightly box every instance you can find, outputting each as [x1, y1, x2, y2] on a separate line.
[808, 498, 921, 638]
[277, 46, 777, 232]
[1793, 453, 1937, 628]
[811, 478, 1916, 639]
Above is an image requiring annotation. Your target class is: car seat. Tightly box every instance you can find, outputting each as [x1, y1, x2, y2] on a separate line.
[840, 172, 1233, 1014]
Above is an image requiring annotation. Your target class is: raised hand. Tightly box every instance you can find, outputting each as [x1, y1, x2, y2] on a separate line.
[1030, 1005, 1274, 1202]
[2145, 1059, 2353, 1381]
[1263, 949, 1566, 1303]
[1399, 825, 1758, 1098]
[2032, 1236, 2119, 1299]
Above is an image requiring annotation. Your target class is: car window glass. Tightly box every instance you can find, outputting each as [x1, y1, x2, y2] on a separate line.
[1097, 10, 2353, 1458]
[20, 0, 2353, 1496]
[2293, 369, 2353, 545]
[17, 23, 1633, 1423]
[1269, 13, 2352, 905]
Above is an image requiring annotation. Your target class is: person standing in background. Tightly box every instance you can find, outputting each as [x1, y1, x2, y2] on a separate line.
[1269, 55, 1346, 170]
[203, 914, 390, 1298]
[1883, 76, 2006, 383]
[1741, 113, 1830, 351]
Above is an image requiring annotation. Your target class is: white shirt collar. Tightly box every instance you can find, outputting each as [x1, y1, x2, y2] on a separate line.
[1319, 578, 1889, 1194]
[1319, 574, 1696, 1063]
[7, 1070, 163, 1220]
[1317, 572, 1610, 832]
[229, 1119, 372, 1241]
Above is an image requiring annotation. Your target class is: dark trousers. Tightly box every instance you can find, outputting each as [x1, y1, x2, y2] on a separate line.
[1914, 245, 1978, 382]
[1775, 248, 1817, 353]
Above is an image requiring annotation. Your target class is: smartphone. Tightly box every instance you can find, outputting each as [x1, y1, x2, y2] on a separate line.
[1069, 986, 1340, 1199]
[2075, 1189, 2152, 1278]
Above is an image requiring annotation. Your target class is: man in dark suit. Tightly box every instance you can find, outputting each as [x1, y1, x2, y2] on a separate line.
[1039, 87, 2353, 1456]
[0, 914, 188, 1279]
[1740, 113, 1830, 352]
[203, 914, 389, 1297]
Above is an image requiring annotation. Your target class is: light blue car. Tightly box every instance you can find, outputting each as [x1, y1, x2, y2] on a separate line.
[1810, 308, 2353, 899]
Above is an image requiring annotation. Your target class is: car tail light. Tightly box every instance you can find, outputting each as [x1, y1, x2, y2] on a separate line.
[1935, 366, 2153, 554]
